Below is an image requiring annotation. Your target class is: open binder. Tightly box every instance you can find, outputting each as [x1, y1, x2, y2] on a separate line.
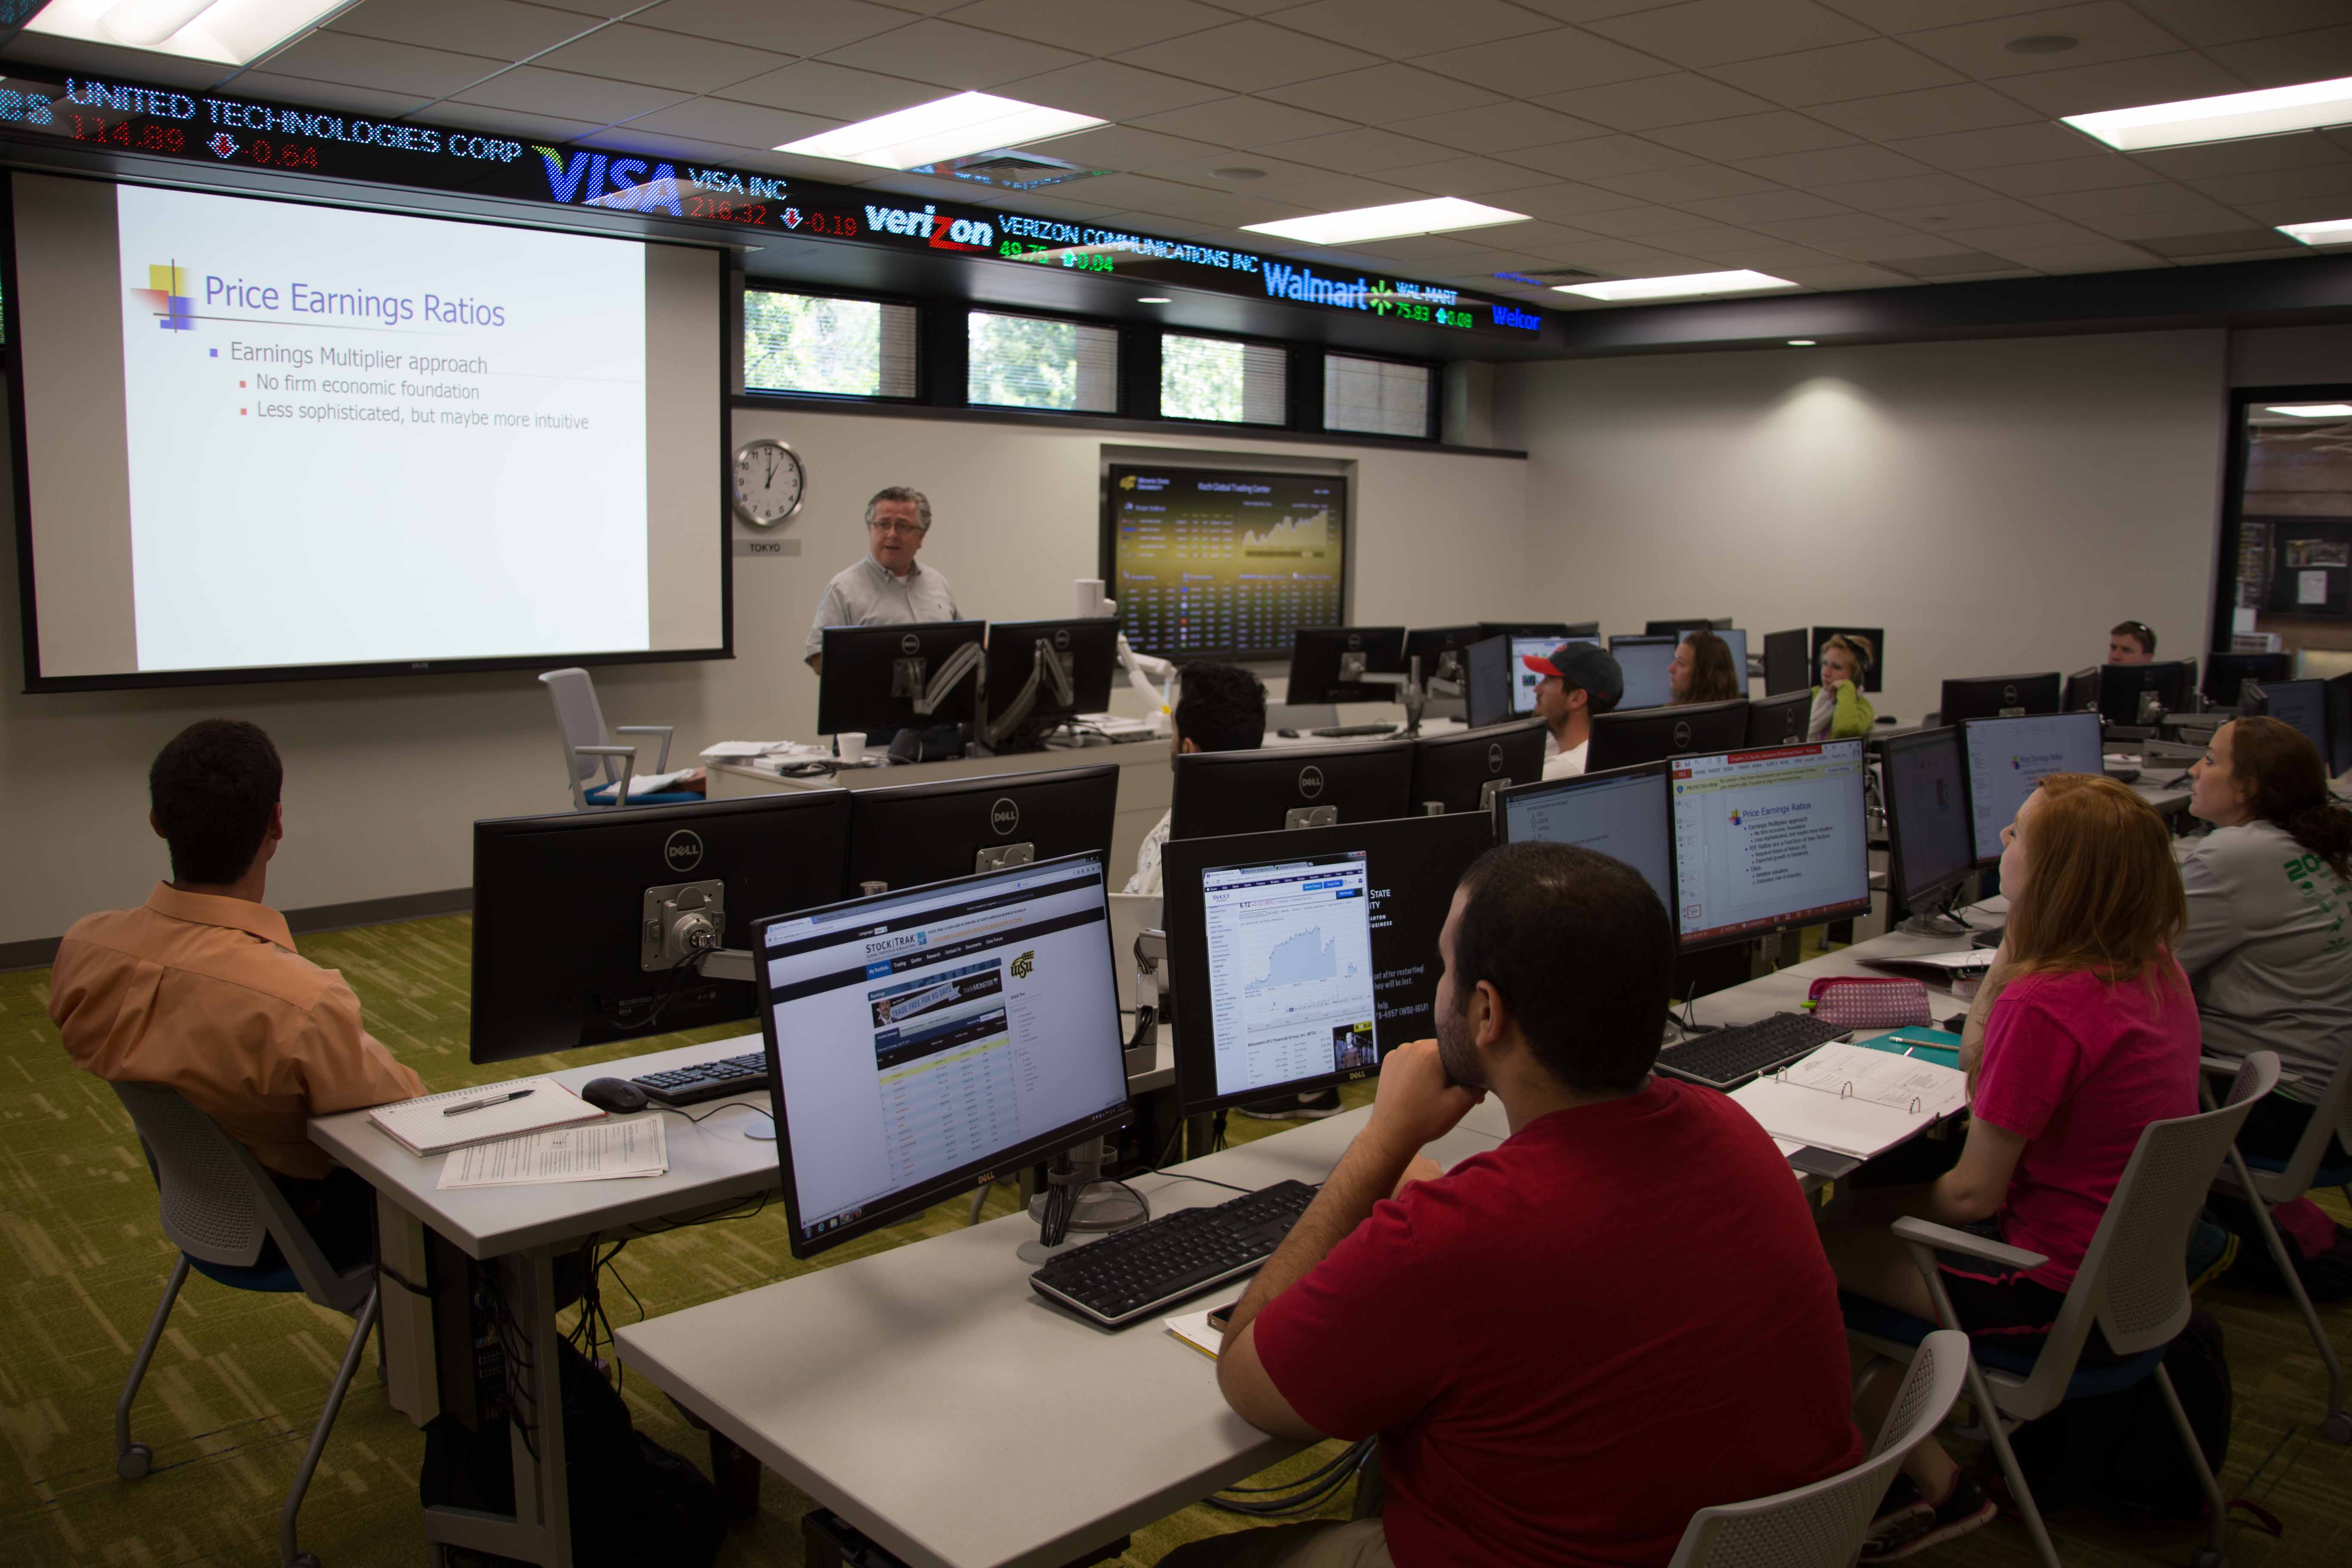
[1728, 1042, 1969, 1161]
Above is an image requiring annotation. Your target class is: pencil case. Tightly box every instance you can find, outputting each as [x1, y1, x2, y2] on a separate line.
[1807, 976, 1932, 1030]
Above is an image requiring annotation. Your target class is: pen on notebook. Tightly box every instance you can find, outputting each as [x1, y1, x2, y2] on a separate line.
[444, 1089, 533, 1118]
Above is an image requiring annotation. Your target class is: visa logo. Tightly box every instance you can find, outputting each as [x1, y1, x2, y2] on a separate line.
[535, 147, 686, 214]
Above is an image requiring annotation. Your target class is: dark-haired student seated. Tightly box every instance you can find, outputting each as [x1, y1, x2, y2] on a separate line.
[1167, 842, 1862, 1568]
[1126, 662, 1268, 897]
[49, 720, 423, 1266]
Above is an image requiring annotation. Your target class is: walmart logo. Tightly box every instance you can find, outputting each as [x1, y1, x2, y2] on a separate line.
[133, 262, 195, 332]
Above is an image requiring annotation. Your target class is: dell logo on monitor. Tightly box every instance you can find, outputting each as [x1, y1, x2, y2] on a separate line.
[1346, 632, 1362, 650]
[899, 633, 921, 655]
[1486, 743, 1505, 773]
[1298, 765, 1326, 799]
[2003, 683, 2018, 704]
[664, 830, 704, 871]
[989, 798, 1020, 836]
[1672, 721, 1693, 750]
[1052, 628, 1071, 650]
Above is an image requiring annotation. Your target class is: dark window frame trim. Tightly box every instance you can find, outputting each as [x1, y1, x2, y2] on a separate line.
[2216, 381, 2352, 655]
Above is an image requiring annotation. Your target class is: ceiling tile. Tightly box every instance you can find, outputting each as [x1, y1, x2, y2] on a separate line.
[1584, 0, 1872, 68]
[1479, 181, 1660, 220]
[328, 0, 597, 60]
[1886, 121, 2107, 169]
[940, 0, 1231, 56]
[1504, 134, 1707, 180]
[1245, 171, 1424, 206]
[1673, 239, 1847, 267]
[1421, 28, 1678, 97]
[425, 104, 603, 142]
[821, 18, 1087, 88]
[1061, 171, 1244, 211]
[634, 0, 910, 56]
[2082, 204, 2268, 240]
[1936, 218, 2109, 250]
[1261, 63, 1504, 117]
[1676, 189, 1856, 221]
[1805, 83, 2045, 141]
[1730, 144, 1936, 186]
[1387, 102, 1613, 153]
[2182, 163, 2352, 204]
[1813, 229, 2003, 259]
[2210, 27, 2352, 91]
[1647, 110, 1859, 161]
[1876, 196, 2054, 227]
[2029, 181, 2232, 219]
[2230, 194, 2352, 225]
[1386, 156, 1580, 196]
[1482, 218, 1636, 254]
[1583, 164, 1790, 200]
[1989, 241, 2167, 271]
[1967, 153, 2169, 193]
[1255, 128, 1466, 174]
[2123, 0, 2351, 49]
[2137, 229, 2306, 258]
[1773, 260, 1917, 287]
[1993, 52, 2251, 116]
[1534, 71, 1779, 129]
[1025, 123, 1232, 173]
[1267, 0, 1561, 55]
[1099, 187, 1311, 226]
[1749, 211, 1932, 242]
[537, 25, 796, 93]
[716, 61, 932, 122]
[1130, 96, 1352, 146]
[2132, 133, 2350, 181]
[1114, 21, 1384, 93]
[619, 96, 839, 148]
[574, 127, 747, 165]
[1711, 39, 1967, 108]
[985, 61, 1224, 119]
[1901, 3, 2191, 80]
[1807, 172, 2003, 206]
[1565, 202, 1744, 236]
[1540, 238, 1725, 272]
[219, 72, 431, 119]
[1813, 2, 2052, 26]
[1148, 150, 1346, 192]
[1349, 232, 1494, 261]
[256, 33, 507, 99]
[453, 66, 689, 122]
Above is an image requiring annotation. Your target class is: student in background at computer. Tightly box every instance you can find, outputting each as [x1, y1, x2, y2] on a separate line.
[1170, 843, 1863, 1568]
[1124, 662, 1266, 898]
[2177, 718, 2352, 1263]
[2109, 620, 2156, 665]
[802, 487, 959, 674]
[47, 721, 425, 1268]
[1668, 631, 1741, 705]
[1808, 633, 1877, 741]
[1525, 641, 1623, 779]
[1823, 774, 2198, 1559]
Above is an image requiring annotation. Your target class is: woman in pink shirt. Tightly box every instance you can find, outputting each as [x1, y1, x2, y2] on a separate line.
[1823, 772, 2201, 1561]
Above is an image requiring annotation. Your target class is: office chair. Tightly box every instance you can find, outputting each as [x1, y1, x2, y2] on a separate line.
[1665, 1329, 1969, 1568]
[2204, 1044, 2352, 1444]
[110, 1082, 381, 1568]
[539, 667, 698, 808]
[1844, 1052, 2280, 1568]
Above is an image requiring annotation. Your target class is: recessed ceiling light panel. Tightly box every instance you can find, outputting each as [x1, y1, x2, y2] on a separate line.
[27, 0, 350, 65]
[2278, 217, 2352, 246]
[2266, 404, 2352, 417]
[1556, 270, 1798, 302]
[1241, 198, 1529, 245]
[2064, 74, 2352, 151]
[777, 92, 1105, 170]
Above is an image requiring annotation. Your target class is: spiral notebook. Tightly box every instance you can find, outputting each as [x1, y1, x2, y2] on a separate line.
[366, 1078, 604, 1157]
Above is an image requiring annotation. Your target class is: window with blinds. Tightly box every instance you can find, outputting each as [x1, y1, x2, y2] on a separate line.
[1160, 333, 1287, 425]
[743, 290, 917, 398]
[967, 310, 1119, 412]
[1323, 354, 1434, 439]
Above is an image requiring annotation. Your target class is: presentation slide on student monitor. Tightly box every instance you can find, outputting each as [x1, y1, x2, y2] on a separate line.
[12, 174, 724, 686]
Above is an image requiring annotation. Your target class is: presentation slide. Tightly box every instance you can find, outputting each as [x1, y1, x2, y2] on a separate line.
[1671, 741, 1869, 944]
[1503, 772, 1674, 910]
[12, 174, 723, 686]
[1963, 713, 2104, 863]
[1106, 464, 1348, 662]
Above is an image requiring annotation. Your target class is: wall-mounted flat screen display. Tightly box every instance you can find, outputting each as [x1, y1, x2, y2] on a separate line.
[1103, 463, 1348, 662]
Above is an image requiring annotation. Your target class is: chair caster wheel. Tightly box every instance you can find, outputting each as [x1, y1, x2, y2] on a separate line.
[117, 1445, 151, 1481]
[2322, 1411, 2352, 1444]
[288, 1553, 320, 1568]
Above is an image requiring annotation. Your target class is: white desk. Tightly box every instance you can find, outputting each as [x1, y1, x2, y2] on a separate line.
[614, 1109, 1504, 1568]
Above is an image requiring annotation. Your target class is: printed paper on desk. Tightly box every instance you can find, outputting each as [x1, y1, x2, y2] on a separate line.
[1781, 1042, 1969, 1119]
[438, 1118, 668, 1189]
[1165, 1307, 1231, 1361]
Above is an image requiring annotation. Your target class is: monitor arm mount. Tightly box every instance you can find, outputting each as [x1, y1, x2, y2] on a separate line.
[984, 636, 1078, 747]
[894, 640, 986, 719]
[1357, 656, 1428, 735]
[640, 882, 754, 982]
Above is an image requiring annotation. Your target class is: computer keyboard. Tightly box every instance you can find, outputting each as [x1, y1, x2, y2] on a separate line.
[631, 1051, 768, 1106]
[1309, 723, 1399, 738]
[1656, 1013, 1850, 1091]
[1029, 1179, 1318, 1328]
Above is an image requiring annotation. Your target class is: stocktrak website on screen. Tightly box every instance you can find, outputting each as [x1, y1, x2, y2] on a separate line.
[760, 862, 1129, 1242]
[1671, 741, 1869, 945]
[1203, 851, 1381, 1098]
[1963, 714, 2105, 862]
[12, 174, 722, 681]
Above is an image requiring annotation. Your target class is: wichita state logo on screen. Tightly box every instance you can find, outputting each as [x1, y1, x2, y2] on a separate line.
[1011, 949, 1036, 980]
[132, 262, 196, 332]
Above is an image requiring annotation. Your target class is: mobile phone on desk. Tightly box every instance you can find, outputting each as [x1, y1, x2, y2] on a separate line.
[1207, 1304, 1236, 1333]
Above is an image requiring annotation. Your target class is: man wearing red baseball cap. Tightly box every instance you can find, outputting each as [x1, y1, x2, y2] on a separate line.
[1525, 641, 1623, 780]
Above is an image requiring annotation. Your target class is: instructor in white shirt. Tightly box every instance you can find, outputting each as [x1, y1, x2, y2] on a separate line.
[804, 487, 961, 673]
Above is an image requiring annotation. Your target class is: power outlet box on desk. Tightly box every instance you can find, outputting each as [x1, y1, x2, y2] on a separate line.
[802, 1509, 1128, 1568]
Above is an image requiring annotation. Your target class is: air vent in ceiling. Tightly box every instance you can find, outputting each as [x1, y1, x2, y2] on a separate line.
[908, 149, 1106, 191]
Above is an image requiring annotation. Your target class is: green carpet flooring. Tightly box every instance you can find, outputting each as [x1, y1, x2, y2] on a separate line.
[3, 911, 2350, 1568]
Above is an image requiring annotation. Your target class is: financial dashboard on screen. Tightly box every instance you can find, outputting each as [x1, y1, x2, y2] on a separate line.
[1103, 465, 1348, 662]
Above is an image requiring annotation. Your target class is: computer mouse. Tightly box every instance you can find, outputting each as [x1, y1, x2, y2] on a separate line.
[581, 1077, 648, 1114]
[1277, 728, 1300, 738]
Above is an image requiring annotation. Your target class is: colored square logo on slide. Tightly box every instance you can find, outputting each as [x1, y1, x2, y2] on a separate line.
[1729, 809, 1743, 826]
[132, 262, 196, 331]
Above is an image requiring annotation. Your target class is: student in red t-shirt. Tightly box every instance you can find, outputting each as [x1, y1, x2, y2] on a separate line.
[1822, 773, 2200, 1561]
[1167, 842, 1864, 1568]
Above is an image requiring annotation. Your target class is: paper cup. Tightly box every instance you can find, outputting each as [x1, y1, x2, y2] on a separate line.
[838, 731, 866, 763]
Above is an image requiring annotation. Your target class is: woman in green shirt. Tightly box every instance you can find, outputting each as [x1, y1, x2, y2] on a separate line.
[1808, 633, 1877, 740]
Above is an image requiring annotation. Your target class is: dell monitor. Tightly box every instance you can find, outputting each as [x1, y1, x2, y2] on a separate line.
[1646, 619, 1715, 637]
[1404, 625, 1482, 687]
[1877, 727, 1975, 911]
[2063, 667, 2100, 713]
[470, 791, 853, 1064]
[2327, 674, 2352, 778]
[1463, 634, 1515, 730]
[847, 765, 1120, 894]
[1960, 712, 2104, 866]
[1746, 691, 1811, 747]
[1678, 627, 1748, 689]
[1762, 629, 1811, 697]
[981, 617, 1117, 749]
[1172, 739, 1415, 839]
[1586, 698, 1750, 774]
[2095, 658, 2193, 726]
[1510, 633, 1599, 715]
[817, 621, 986, 737]
[1496, 763, 1673, 913]
[1610, 634, 1678, 710]
[1410, 717, 1547, 814]
[1669, 739, 1872, 952]
[2204, 652, 2291, 709]
[1288, 626, 1407, 704]
[2243, 678, 2331, 758]
[1939, 672, 2062, 724]
[756, 853, 1132, 1258]
[1161, 813, 1492, 1116]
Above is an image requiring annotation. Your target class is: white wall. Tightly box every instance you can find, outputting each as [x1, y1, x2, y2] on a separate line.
[1493, 331, 2230, 726]
[0, 395, 1528, 949]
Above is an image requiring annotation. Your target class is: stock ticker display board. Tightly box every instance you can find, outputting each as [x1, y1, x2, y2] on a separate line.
[1106, 466, 1348, 663]
[0, 68, 1547, 344]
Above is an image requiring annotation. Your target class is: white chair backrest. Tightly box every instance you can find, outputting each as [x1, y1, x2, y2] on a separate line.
[1666, 1329, 1970, 1568]
[539, 668, 615, 796]
[2287, 1041, 2352, 1194]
